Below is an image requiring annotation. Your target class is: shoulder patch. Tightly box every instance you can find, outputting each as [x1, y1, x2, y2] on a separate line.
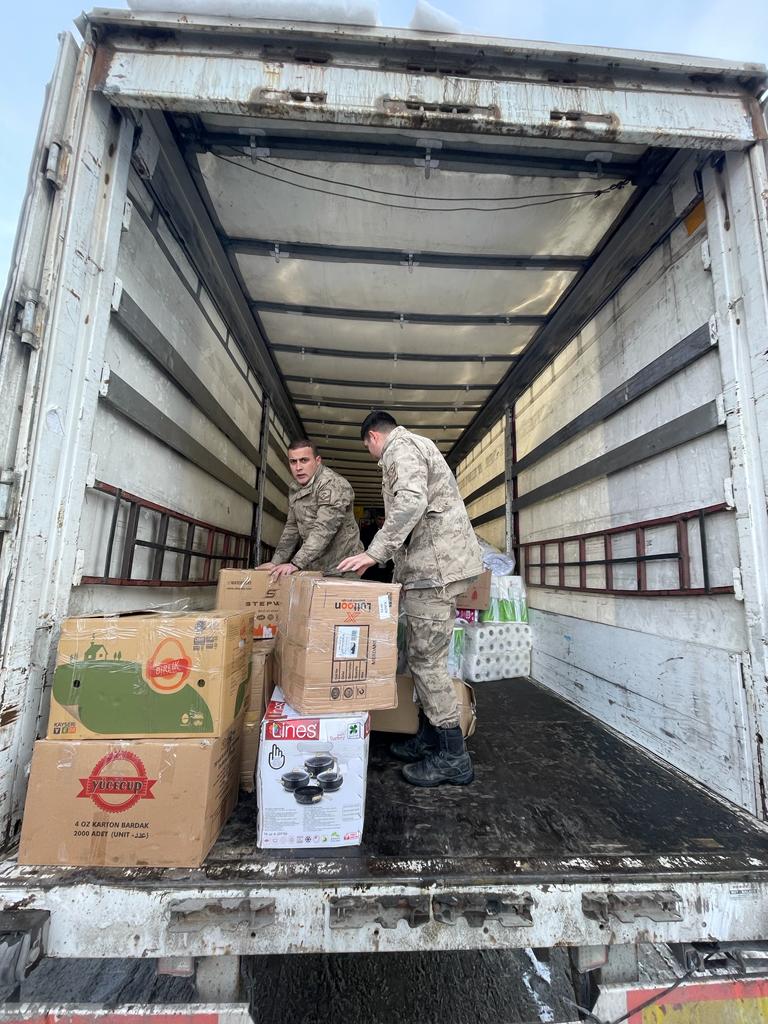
[317, 485, 333, 505]
[386, 463, 398, 488]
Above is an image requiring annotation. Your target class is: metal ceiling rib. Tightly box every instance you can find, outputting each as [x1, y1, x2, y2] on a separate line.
[226, 238, 589, 272]
[257, 303, 544, 327]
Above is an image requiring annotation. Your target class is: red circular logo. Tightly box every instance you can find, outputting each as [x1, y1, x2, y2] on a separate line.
[77, 750, 157, 813]
[146, 637, 191, 693]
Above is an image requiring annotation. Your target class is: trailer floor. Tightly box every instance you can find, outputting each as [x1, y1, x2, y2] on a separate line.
[7, 678, 768, 888]
[207, 677, 768, 885]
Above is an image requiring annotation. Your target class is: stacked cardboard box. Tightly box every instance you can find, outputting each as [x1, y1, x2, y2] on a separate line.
[274, 574, 401, 714]
[216, 568, 281, 645]
[19, 610, 251, 868]
[239, 647, 274, 793]
[256, 686, 370, 849]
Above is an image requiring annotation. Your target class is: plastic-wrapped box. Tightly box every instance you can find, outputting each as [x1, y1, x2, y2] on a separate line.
[462, 622, 532, 682]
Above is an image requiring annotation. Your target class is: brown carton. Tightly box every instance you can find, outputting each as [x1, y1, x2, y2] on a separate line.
[247, 648, 274, 712]
[274, 574, 400, 714]
[239, 649, 274, 793]
[371, 675, 477, 738]
[18, 722, 242, 867]
[455, 569, 492, 610]
[47, 611, 252, 740]
[216, 568, 280, 639]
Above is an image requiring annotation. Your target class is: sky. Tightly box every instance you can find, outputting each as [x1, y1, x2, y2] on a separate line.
[1, 0, 767, 289]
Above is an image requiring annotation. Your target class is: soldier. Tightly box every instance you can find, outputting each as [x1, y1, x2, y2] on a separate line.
[338, 411, 482, 787]
[259, 438, 363, 579]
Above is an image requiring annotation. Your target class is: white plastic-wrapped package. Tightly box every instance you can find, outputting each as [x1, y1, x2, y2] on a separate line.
[462, 621, 532, 682]
[127, 0, 380, 26]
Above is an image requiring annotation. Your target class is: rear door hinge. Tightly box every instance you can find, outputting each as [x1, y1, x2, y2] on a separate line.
[732, 567, 744, 601]
[44, 140, 67, 190]
[11, 289, 42, 349]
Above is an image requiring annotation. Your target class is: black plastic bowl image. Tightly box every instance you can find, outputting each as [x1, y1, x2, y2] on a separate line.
[316, 770, 343, 792]
[293, 783, 323, 805]
[281, 769, 310, 792]
[304, 754, 335, 777]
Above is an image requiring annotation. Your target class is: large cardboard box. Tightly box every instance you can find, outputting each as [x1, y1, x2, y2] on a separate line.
[240, 648, 275, 793]
[275, 574, 400, 714]
[371, 675, 477, 738]
[47, 611, 252, 740]
[216, 568, 280, 640]
[256, 687, 369, 849]
[455, 570, 492, 611]
[18, 722, 242, 867]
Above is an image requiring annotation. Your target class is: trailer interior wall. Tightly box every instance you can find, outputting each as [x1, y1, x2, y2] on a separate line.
[456, 419, 507, 553]
[517, 156, 757, 812]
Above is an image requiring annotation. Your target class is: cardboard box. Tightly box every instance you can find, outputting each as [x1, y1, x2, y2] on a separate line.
[47, 611, 252, 740]
[455, 569, 492, 610]
[239, 649, 275, 792]
[18, 722, 242, 867]
[274, 574, 400, 714]
[240, 714, 262, 793]
[370, 675, 477, 738]
[247, 648, 274, 712]
[256, 687, 369, 849]
[216, 568, 280, 639]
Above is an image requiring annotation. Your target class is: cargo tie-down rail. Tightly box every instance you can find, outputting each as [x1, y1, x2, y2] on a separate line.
[522, 503, 734, 597]
[80, 481, 253, 587]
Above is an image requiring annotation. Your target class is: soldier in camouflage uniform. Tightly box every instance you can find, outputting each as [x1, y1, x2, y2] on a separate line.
[260, 438, 362, 578]
[338, 412, 482, 787]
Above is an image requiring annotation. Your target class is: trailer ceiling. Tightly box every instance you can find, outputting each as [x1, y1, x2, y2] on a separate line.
[88, 8, 767, 493]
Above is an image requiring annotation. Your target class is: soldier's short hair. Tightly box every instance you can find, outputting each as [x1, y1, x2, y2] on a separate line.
[288, 437, 318, 456]
[360, 410, 398, 440]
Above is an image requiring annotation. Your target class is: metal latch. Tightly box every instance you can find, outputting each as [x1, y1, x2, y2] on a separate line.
[433, 893, 534, 928]
[329, 895, 429, 930]
[582, 890, 683, 924]
[0, 909, 50, 999]
[167, 897, 275, 935]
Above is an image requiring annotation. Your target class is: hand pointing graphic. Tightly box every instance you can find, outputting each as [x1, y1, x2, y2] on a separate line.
[268, 744, 285, 771]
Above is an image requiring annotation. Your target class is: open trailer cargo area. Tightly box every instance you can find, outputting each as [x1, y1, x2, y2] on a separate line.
[1, 5, 768, 973]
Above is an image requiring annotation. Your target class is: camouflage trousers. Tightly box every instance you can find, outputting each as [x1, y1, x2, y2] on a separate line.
[403, 578, 476, 729]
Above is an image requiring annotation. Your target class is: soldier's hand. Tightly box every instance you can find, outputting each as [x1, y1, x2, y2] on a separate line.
[270, 562, 298, 579]
[337, 552, 376, 577]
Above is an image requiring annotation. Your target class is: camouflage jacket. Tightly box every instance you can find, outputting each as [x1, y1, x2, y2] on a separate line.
[272, 463, 362, 571]
[366, 426, 482, 589]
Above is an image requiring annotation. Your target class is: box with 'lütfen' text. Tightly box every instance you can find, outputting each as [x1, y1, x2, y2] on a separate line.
[47, 611, 252, 740]
[18, 720, 242, 867]
[274, 574, 400, 714]
[256, 686, 369, 849]
[216, 569, 280, 639]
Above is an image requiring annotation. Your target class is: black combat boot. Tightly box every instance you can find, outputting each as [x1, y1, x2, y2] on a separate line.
[390, 711, 438, 763]
[401, 726, 474, 786]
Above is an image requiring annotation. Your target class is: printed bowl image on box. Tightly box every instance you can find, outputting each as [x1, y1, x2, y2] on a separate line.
[256, 686, 370, 849]
[48, 611, 252, 740]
